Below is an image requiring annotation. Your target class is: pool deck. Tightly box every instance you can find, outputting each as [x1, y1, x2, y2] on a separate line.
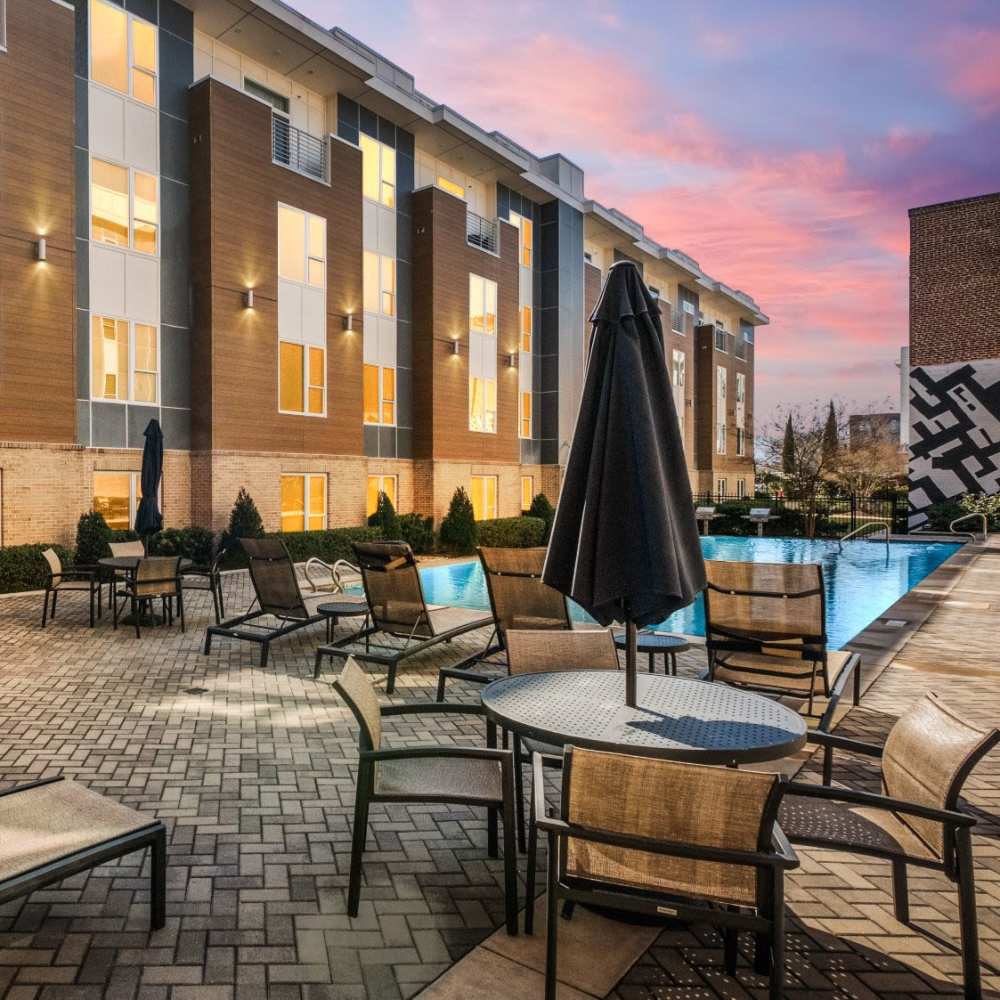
[0, 536, 997, 999]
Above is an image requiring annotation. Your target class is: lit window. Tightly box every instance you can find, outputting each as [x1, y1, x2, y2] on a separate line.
[90, 1, 156, 106]
[279, 205, 325, 288]
[671, 349, 685, 435]
[360, 133, 395, 208]
[279, 343, 325, 415]
[521, 218, 532, 268]
[363, 251, 395, 316]
[736, 479, 747, 499]
[521, 306, 532, 353]
[90, 316, 158, 404]
[735, 371, 746, 404]
[0, 0, 7, 50]
[716, 423, 727, 456]
[470, 475, 498, 521]
[307, 346, 325, 414]
[363, 364, 396, 426]
[469, 274, 497, 336]
[520, 390, 532, 439]
[130, 18, 156, 106]
[437, 176, 465, 199]
[469, 377, 497, 434]
[367, 474, 398, 517]
[133, 171, 158, 255]
[520, 476, 533, 512]
[716, 479, 727, 498]
[93, 471, 139, 532]
[736, 427, 746, 457]
[91, 159, 157, 255]
[280, 473, 327, 533]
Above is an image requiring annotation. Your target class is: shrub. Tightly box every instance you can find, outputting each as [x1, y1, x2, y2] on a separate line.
[109, 529, 141, 544]
[225, 487, 264, 545]
[439, 487, 478, 553]
[149, 526, 216, 566]
[399, 512, 435, 554]
[368, 491, 401, 540]
[271, 527, 382, 565]
[75, 510, 112, 566]
[0, 544, 74, 594]
[959, 491, 1000, 529]
[527, 493, 555, 541]
[924, 498, 969, 531]
[477, 516, 546, 548]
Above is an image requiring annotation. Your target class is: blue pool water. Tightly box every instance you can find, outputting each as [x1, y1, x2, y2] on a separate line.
[412, 536, 960, 650]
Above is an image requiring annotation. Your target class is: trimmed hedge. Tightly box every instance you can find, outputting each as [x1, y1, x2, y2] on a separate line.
[149, 527, 215, 566]
[706, 501, 836, 538]
[477, 516, 546, 548]
[267, 527, 382, 565]
[0, 544, 74, 594]
[399, 513, 435, 554]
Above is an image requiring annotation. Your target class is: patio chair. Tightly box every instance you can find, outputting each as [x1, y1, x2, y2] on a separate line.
[204, 537, 325, 667]
[780, 693, 998, 1000]
[314, 541, 493, 694]
[104, 539, 146, 606]
[0, 776, 166, 931]
[114, 556, 184, 638]
[704, 560, 861, 730]
[181, 546, 229, 625]
[40, 549, 102, 628]
[332, 658, 519, 932]
[532, 747, 796, 999]
[435, 546, 573, 700]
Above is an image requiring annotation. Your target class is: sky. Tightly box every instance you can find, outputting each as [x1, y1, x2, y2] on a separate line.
[295, 0, 1000, 428]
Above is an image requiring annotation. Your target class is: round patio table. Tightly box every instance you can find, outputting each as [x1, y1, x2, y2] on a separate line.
[481, 671, 806, 765]
[317, 597, 370, 642]
[612, 629, 690, 676]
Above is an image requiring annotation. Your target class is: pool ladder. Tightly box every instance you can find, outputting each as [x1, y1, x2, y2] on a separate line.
[838, 522, 889, 550]
[909, 512, 988, 544]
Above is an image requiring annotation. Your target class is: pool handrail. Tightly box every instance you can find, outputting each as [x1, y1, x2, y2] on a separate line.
[839, 521, 889, 550]
[949, 512, 988, 543]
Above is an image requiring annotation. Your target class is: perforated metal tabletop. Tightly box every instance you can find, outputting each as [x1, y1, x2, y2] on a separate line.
[481, 671, 806, 765]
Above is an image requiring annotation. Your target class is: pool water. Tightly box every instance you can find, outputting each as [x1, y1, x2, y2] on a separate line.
[411, 536, 960, 650]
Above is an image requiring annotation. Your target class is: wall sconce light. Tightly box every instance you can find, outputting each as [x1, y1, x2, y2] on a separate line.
[342, 312, 354, 332]
[506, 352, 517, 368]
[35, 238, 47, 262]
[450, 339, 460, 356]
[244, 288, 255, 309]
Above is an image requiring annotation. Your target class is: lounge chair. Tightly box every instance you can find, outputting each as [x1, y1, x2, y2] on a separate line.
[435, 546, 572, 700]
[332, 658, 519, 932]
[0, 777, 166, 931]
[40, 549, 102, 628]
[695, 505, 719, 535]
[532, 747, 796, 999]
[314, 541, 493, 694]
[704, 560, 861, 730]
[780, 693, 998, 999]
[204, 537, 325, 667]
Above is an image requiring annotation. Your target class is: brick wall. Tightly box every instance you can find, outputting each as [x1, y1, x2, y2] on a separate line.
[909, 192, 1000, 366]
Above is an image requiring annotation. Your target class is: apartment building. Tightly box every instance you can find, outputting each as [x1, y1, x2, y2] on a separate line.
[0, 0, 767, 546]
[907, 190, 1000, 526]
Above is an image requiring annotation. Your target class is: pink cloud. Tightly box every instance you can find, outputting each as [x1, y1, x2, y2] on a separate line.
[937, 28, 1000, 115]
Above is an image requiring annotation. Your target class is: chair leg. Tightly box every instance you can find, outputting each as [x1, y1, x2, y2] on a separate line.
[561, 900, 576, 921]
[525, 769, 539, 936]
[51, 590, 58, 620]
[203, 630, 212, 654]
[513, 738, 527, 854]
[178, 592, 185, 633]
[113, 591, 120, 631]
[891, 859, 909, 924]
[435, 670, 448, 703]
[386, 660, 397, 695]
[150, 827, 167, 931]
[313, 648, 324, 680]
[133, 595, 141, 639]
[956, 826, 982, 1000]
[260, 641, 269, 669]
[853, 657, 862, 705]
[348, 777, 371, 917]
[89, 586, 95, 628]
[500, 773, 518, 936]
[723, 908, 738, 976]
[768, 869, 785, 1000]
[545, 833, 559, 1000]
[41, 588, 50, 627]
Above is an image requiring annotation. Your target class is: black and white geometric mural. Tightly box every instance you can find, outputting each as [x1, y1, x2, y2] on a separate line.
[908, 361, 1000, 527]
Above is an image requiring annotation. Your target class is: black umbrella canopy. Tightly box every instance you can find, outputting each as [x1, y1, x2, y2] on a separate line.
[134, 418, 164, 538]
[542, 261, 706, 704]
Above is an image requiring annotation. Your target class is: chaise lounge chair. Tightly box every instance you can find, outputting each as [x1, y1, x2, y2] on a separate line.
[314, 541, 493, 694]
[204, 537, 325, 667]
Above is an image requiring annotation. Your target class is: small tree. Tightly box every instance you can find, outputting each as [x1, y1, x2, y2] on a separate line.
[822, 400, 840, 465]
[835, 440, 904, 498]
[75, 510, 112, 566]
[368, 490, 401, 539]
[226, 487, 264, 543]
[781, 415, 797, 476]
[439, 486, 478, 553]
[528, 492, 555, 542]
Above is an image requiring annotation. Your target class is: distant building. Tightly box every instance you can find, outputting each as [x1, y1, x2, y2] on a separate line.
[907, 191, 1000, 527]
[849, 413, 901, 450]
[897, 346, 910, 448]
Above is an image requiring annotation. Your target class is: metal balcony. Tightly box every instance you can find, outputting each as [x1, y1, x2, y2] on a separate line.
[272, 113, 328, 183]
[466, 209, 499, 254]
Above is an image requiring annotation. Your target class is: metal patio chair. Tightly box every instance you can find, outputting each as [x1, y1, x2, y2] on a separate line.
[204, 537, 325, 667]
[40, 548, 102, 628]
[780, 693, 999, 1000]
[181, 546, 229, 625]
[704, 560, 861, 730]
[114, 556, 184, 638]
[332, 658, 519, 933]
[314, 541, 493, 694]
[435, 546, 573, 700]
[532, 747, 796, 999]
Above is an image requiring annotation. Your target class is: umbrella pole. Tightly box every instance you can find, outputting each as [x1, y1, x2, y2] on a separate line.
[625, 615, 637, 709]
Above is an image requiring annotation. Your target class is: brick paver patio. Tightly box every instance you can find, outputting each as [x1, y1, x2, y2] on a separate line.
[0, 547, 998, 999]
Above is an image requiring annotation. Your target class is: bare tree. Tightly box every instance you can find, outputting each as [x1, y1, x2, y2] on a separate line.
[835, 440, 905, 498]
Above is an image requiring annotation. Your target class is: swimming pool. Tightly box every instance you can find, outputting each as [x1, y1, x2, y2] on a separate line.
[412, 536, 961, 650]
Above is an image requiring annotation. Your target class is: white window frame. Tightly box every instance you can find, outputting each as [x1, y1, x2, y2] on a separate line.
[471, 475, 498, 521]
[277, 342, 327, 418]
[469, 377, 497, 435]
[736, 479, 747, 499]
[90, 157, 159, 258]
[89, 0, 158, 108]
[90, 316, 160, 405]
[363, 364, 396, 427]
[363, 250, 395, 317]
[521, 475, 534, 512]
[469, 273, 498, 434]
[93, 471, 159, 531]
[0, 0, 7, 52]
[716, 478, 727, 498]
[716, 365, 727, 456]
[736, 427, 747, 457]
[519, 389, 533, 440]
[278, 203, 326, 289]
[279, 473, 327, 533]
[367, 474, 398, 517]
[360, 133, 396, 208]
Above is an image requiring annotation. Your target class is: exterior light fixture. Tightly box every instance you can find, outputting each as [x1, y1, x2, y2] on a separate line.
[342, 312, 354, 332]
[450, 339, 460, 356]
[506, 352, 516, 368]
[35, 238, 47, 262]
[244, 288, 255, 309]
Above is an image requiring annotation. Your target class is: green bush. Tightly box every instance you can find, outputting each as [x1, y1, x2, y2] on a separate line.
[924, 498, 969, 531]
[149, 526, 215, 566]
[439, 487, 478, 553]
[74, 511, 112, 566]
[527, 493, 555, 541]
[368, 491, 401, 540]
[270, 527, 382, 565]
[477, 516, 546, 548]
[109, 529, 140, 544]
[959, 492, 1000, 529]
[399, 512, 435, 554]
[224, 487, 265, 546]
[0, 544, 74, 594]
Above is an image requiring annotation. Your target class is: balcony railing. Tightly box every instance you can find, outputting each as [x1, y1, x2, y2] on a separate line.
[671, 307, 694, 336]
[734, 337, 748, 361]
[466, 209, 499, 254]
[272, 113, 328, 183]
[714, 328, 731, 353]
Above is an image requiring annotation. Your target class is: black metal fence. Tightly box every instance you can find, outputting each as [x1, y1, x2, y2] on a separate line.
[690, 492, 907, 538]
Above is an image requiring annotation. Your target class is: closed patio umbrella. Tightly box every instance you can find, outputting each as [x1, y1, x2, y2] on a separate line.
[134, 418, 164, 550]
[542, 260, 705, 708]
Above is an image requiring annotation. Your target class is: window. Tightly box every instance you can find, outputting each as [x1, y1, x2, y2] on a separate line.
[278, 205, 326, 288]
[437, 176, 465, 199]
[736, 427, 746, 457]
[280, 474, 326, 532]
[736, 480, 747, 499]
[470, 475, 498, 521]
[520, 218, 533, 268]
[670, 349, 685, 434]
[90, 317, 158, 404]
[520, 306, 532, 353]
[279, 343, 325, 415]
[367, 475, 398, 518]
[520, 391, 532, 439]
[360, 133, 395, 208]
[469, 274, 497, 336]
[363, 365, 396, 425]
[521, 476, 534, 512]
[735, 371, 746, 405]
[716, 423, 727, 455]
[716, 479, 727, 498]
[363, 251, 395, 316]
[469, 377, 497, 434]
[91, 159, 158, 255]
[716, 364, 727, 455]
[0, 0, 7, 51]
[90, 0, 156, 107]
[93, 471, 140, 532]
[245, 78, 289, 114]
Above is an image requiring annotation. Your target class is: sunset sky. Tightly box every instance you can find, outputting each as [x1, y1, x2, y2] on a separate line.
[298, 0, 1000, 426]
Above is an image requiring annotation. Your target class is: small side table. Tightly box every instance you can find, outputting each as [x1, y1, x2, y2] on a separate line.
[613, 630, 690, 676]
[317, 598, 370, 643]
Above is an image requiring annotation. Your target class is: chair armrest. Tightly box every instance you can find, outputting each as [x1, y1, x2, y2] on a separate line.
[51, 570, 97, 582]
[806, 730, 883, 757]
[771, 823, 798, 864]
[380, 701, 485, 718]
[360, 745, 512, 765]
[532, 752, 563, 826]
[784, 780, 975, 827]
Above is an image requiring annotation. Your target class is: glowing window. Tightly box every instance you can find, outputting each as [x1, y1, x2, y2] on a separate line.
[367, 474, 398, 517]
[470, 475, 498, 521]
[280, 474, 327, 533]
